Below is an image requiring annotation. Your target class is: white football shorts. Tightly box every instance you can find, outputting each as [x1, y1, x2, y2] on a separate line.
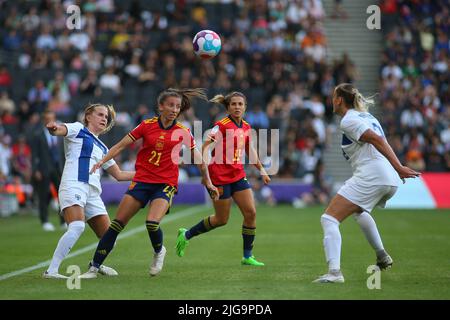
[337, 177, 398, 213]
[59, 181, 107, 220]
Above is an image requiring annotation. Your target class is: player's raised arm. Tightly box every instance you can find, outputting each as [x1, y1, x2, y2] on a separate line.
[359, 129, 421, 181]
[91, 135, 134, 174]
[46, 121, 68, 136]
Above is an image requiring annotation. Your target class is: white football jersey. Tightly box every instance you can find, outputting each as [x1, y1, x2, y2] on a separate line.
[60, 122, 115, 192]
[340, 109, 401, 187]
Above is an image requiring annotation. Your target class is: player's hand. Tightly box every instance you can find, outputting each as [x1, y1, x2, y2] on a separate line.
[90, 161, 103, 174]
[205, 182, 219, 201]
[46, 122, 58, 133]
[397, 165, 421, 183]
[262, 174, 271, 185]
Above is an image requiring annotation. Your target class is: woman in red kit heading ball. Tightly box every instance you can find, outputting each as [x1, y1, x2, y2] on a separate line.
[176, 91, 271, 266]
[79, 88, 219, 279]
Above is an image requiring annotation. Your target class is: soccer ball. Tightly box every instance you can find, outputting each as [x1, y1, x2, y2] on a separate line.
[193, 30, 221, 59]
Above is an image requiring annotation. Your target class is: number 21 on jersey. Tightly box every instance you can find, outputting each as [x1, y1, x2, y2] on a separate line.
[148, 150, 162, 166]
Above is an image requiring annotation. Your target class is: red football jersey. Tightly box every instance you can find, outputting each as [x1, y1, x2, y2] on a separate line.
[128, 117, 195, 188]
[208, 115, 252, 185]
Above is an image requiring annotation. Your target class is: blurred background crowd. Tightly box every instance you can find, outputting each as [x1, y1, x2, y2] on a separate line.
[0, 0, 448, 214]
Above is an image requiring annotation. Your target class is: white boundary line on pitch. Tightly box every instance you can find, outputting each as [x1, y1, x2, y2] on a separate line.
[0, 205, 208, 281]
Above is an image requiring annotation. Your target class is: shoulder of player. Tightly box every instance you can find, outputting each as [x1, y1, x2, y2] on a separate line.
[217, 116, 232, 126]
[242, 119, 251, 128]
[142, 117, 159, 125]
[174, 122, 191, 132]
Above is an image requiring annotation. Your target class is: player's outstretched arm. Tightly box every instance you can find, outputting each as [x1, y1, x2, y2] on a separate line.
[91, 135, 134, 174]
[359, 129, 421, 181]
[192, 146, 219, 200]
[106, 164, 135, 181]
[46, 122, 68, 136]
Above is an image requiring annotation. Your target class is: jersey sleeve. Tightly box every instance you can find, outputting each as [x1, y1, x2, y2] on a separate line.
[64, 122, 84, 139]
[340, 116, 371, 142]
[207, 122, 222, 142]
[101, 158, 116, 170]
[128, 122, 145, 141]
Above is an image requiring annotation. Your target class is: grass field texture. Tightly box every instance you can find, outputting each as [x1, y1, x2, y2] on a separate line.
[0, 204, 449, 300]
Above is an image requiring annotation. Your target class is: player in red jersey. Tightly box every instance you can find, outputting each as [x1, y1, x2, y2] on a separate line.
[176, 91, 271, 266]
[79, 88, 219, 278]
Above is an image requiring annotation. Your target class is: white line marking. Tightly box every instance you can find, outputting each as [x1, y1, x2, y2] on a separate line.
[0, 205, 208, 281]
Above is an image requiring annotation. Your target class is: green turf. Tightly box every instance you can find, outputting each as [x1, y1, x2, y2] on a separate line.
[0, 205, 449, 299]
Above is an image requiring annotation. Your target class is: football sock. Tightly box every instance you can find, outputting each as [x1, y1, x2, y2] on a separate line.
[92, 219, 124, 268]
[353, 212, 384, 252]
[185, 216, 215, 240]
[146, 221, 163, 253]
[47, 221, 85, 274]
[242, 225, 256, 258]
[321, 214, 341, 272]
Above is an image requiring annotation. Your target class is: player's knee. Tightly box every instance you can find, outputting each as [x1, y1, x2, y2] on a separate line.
[213, 217, 228, 227]
[68, 220, 85, 235]
[245, 208, 257, 222]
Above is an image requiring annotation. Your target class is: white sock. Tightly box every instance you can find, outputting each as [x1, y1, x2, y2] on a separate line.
[321, 214, 341, 272]
[353, 212, 384, 254]
[47, 221, 85, 274]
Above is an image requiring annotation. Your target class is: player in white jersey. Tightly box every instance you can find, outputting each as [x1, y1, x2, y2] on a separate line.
[313, 83, 420, 283]
[43, 104, 135, 279]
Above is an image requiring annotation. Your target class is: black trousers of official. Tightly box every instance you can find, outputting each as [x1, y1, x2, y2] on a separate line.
[35, 168, 64, 225]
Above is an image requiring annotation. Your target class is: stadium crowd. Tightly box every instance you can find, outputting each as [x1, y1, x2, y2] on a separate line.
[1, 0, 447, 213]
[0, 0, 343, 209]
[379, 0, 450, 172]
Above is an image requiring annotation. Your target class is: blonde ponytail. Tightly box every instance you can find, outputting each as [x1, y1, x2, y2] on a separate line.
[210, 94, 226, 106]
[353, 91, 376, 112]
[209, 91, 247, 110]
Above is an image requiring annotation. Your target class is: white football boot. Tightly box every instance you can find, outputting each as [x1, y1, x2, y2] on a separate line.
[43, 271, 68, 279]
[313, 270, 345, 283]
[98, 264, 118, 276]
[78, 265, 99, 279]
[149, 246, 166, 276]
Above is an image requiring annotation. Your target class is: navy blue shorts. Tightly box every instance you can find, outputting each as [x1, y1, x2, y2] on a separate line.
[126, 182, 177, 211]
[213, 177, 251, 200]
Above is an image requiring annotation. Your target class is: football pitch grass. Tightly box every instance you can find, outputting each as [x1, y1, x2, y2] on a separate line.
[0, 204, 449, 300]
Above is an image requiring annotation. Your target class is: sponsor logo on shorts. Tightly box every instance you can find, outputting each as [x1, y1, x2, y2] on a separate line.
[75, 194, 81, 200]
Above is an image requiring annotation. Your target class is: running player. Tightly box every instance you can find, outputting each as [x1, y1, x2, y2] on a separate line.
[313, 83, 420, 283]
[43, 104, 135, 279]
[176, 91, 271, 266]
[79, 88, 219, 278]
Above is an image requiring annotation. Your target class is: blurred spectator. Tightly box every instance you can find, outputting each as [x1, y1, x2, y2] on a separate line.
[0, 91, 15, 115]
[79, 69, 101, 96]
[405, 149, 426, 172]
[11, 135, 32, 183]
[0, 65, 12, 88]
[28, 80, 50, 113]
[99, 67, 121, 94]
[246, 104, 269, 130]
[0, 134, 12, 178]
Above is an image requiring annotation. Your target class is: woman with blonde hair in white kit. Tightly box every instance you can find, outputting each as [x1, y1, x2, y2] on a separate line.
[43, 104, 135, 279]
[314, 83, 420, 283]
